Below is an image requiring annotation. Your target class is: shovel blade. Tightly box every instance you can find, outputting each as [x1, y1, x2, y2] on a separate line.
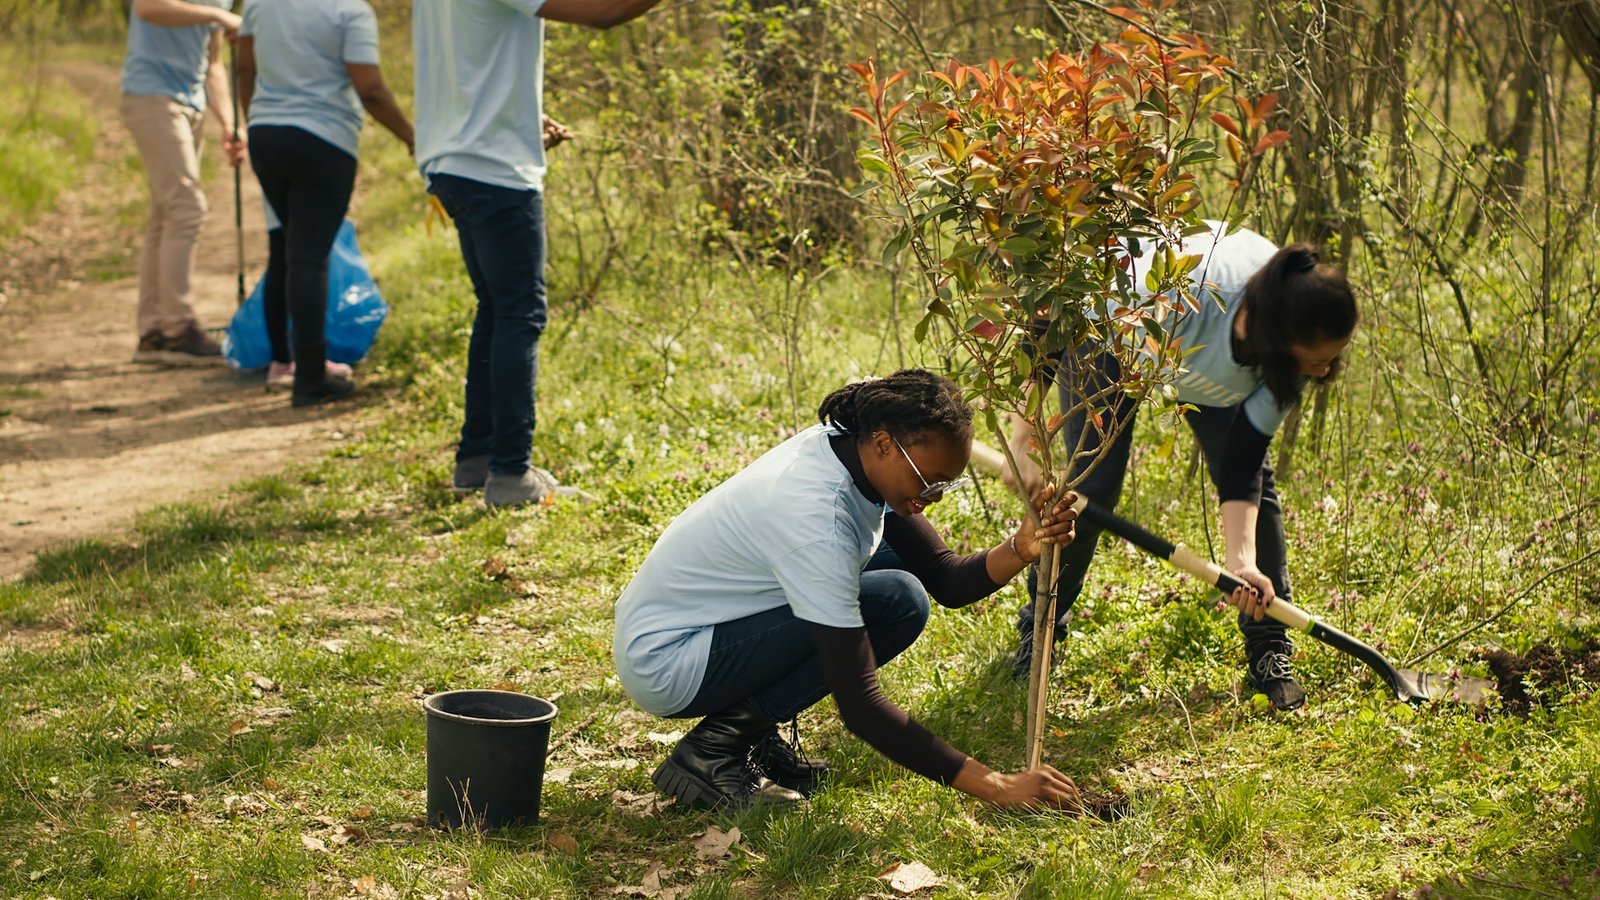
[1394, 667, 1497, 704]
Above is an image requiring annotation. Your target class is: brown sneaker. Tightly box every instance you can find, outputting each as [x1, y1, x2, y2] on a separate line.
[134, 322, 223, 366]
[131, 331, 166, 364]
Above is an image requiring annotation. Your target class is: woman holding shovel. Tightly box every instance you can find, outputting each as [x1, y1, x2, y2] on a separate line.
[615, 369, 1085, 810]
[234, 0, 413, 407]
[1006, 222, 1359, 712]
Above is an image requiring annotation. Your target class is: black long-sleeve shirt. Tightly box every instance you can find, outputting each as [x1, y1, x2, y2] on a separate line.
[811, 434, 1007, 784]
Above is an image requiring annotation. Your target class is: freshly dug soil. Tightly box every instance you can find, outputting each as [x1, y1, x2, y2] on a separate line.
[1479, 640, 1600, 712]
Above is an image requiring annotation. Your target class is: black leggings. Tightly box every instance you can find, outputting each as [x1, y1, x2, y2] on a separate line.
[248, 126, 357, 366]
[1018, 355, 1293, 652]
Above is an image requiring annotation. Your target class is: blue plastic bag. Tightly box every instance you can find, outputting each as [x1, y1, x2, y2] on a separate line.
[223, 219, 388, 370]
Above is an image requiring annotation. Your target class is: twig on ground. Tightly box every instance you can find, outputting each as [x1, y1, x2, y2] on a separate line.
[548, 712, 599, 755]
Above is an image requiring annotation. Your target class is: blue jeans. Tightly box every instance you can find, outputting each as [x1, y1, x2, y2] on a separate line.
[673, 549, 931, 721]
[430, 174, 548, 476]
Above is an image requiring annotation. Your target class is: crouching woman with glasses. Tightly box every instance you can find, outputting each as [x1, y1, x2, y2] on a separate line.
[613, 369, 1081, 810]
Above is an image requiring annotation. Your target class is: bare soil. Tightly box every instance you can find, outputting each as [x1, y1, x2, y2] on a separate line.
[1480, 640, 1600, 712]
[0, 60, 358, 582]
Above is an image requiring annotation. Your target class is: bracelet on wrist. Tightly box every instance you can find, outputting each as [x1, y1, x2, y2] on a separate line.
[1009, 534, 1029, 564]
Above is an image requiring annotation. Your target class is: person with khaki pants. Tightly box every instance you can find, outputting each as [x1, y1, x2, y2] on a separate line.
[120, 0, 246, 364]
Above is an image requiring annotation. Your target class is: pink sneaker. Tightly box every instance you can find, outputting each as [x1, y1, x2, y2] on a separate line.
[266, 361, 295, 390]
[266, 360, 353, 391]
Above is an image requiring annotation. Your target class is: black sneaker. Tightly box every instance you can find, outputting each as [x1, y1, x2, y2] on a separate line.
[1247, 644, 1306, 711]
[1010, 624, 1068, 681]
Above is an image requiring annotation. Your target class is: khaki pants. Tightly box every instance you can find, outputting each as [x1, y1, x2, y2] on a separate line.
[120, 93, 208, 338]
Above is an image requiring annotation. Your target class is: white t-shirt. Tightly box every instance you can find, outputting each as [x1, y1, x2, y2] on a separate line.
[1127, 222, 1290, 435]
[613, 425, 887, 716]
[412, 0, 548, 191]
[241, 0, 382, 159]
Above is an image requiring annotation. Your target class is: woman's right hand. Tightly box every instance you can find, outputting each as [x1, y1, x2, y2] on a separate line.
[954, 758, 1081, 811]
[990, 765, 1082, 810]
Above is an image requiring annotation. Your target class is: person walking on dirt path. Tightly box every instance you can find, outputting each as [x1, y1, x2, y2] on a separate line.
[413, 0, 665, 510]
[615, 370, 1086, 811]
[234, 0, 413, 408]
[1004, 221, 1359, 713]
[121, 0, 247, 365]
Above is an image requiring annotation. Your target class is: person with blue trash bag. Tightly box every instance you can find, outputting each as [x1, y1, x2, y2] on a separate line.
[234, 0, 413, 407]
[413, 0, 668, 509]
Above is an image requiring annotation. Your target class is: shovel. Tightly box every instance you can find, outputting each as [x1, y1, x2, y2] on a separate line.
[1068, 497, 1494, 704]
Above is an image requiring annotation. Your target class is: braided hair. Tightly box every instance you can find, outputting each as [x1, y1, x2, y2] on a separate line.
[1237, 243, 1359, 408]
[816, 369, 974, 447]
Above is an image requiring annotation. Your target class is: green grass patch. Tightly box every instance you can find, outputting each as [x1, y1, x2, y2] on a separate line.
[0, 60, 96, 237]
[1, 25, 1598, 900]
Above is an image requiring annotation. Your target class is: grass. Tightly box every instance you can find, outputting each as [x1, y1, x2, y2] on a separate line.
[2, 31, 1599, 900]
[0, 54, 96, 238]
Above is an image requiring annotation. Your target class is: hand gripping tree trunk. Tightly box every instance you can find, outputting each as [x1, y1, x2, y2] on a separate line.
[853, 14, 1288, 765]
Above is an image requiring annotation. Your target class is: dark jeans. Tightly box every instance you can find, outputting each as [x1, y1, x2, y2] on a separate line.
[1018, 355, 1291, 651]
[429, 173, 548, 477]
[673, 548, 930, 722]
[248, 126, 356, 369]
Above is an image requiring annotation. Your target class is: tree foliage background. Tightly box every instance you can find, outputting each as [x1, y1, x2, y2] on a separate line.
[9, 0, 1598, 551]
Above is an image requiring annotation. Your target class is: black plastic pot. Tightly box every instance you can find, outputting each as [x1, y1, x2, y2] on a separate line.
[423, 689, 558, 829]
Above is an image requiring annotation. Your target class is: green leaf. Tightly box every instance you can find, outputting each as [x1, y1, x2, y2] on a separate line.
[881, 227, 912, 268]
[848, 180, 882, 199]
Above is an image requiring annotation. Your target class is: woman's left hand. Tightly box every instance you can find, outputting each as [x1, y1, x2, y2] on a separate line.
[1227, 565, 1276, 621]
[1013, 485, 1077, 563]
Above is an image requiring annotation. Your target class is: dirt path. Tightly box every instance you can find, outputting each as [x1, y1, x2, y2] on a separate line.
[0, 60, 358, 582]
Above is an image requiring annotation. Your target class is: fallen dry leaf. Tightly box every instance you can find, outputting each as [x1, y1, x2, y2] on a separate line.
[245, 673, 277, 692]
[692, 825, 741, 861]
[352, 805, 373, 820]
[488, 681, 521, 693]
[610, 789, 668, 817]
[229, 719, 252, 737]
[300, 834, 327, 853]
[609, 862, 690, 898]
[878, 861, 945, 894]
[319, 639, 347, 654]
[546, 832, 578, 854]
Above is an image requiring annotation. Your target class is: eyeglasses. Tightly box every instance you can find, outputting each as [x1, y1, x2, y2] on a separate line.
[891, 436, 972, 501]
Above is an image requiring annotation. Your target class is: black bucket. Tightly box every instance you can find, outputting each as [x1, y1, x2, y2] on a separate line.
[423, 689, 558, 829]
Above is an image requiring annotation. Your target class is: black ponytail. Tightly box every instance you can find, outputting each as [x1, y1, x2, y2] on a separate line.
[1239, 243, 1359, 408]
[817, 369, 974, 447]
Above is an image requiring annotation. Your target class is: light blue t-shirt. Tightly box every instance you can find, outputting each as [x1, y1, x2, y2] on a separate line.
[240, 0, 381, 160]
[120, 0, 233, 110]
[412, 0, 548, 192]
[1127, 222, 1291, 435]
[614, 425, 887, 716]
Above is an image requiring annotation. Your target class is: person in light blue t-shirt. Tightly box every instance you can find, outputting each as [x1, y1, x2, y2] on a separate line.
[1005, 223, 1359, 712]
[235, 0, 413, 407]
[412, 0, 666, 510]
[120, 0, 246, 365]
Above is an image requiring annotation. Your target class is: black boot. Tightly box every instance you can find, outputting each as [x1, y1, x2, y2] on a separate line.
[749, 720, 828, 797]
[1246, 641, 1306, 711]
[651, 703, 805, 809]
[291, 344, 355, 408]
